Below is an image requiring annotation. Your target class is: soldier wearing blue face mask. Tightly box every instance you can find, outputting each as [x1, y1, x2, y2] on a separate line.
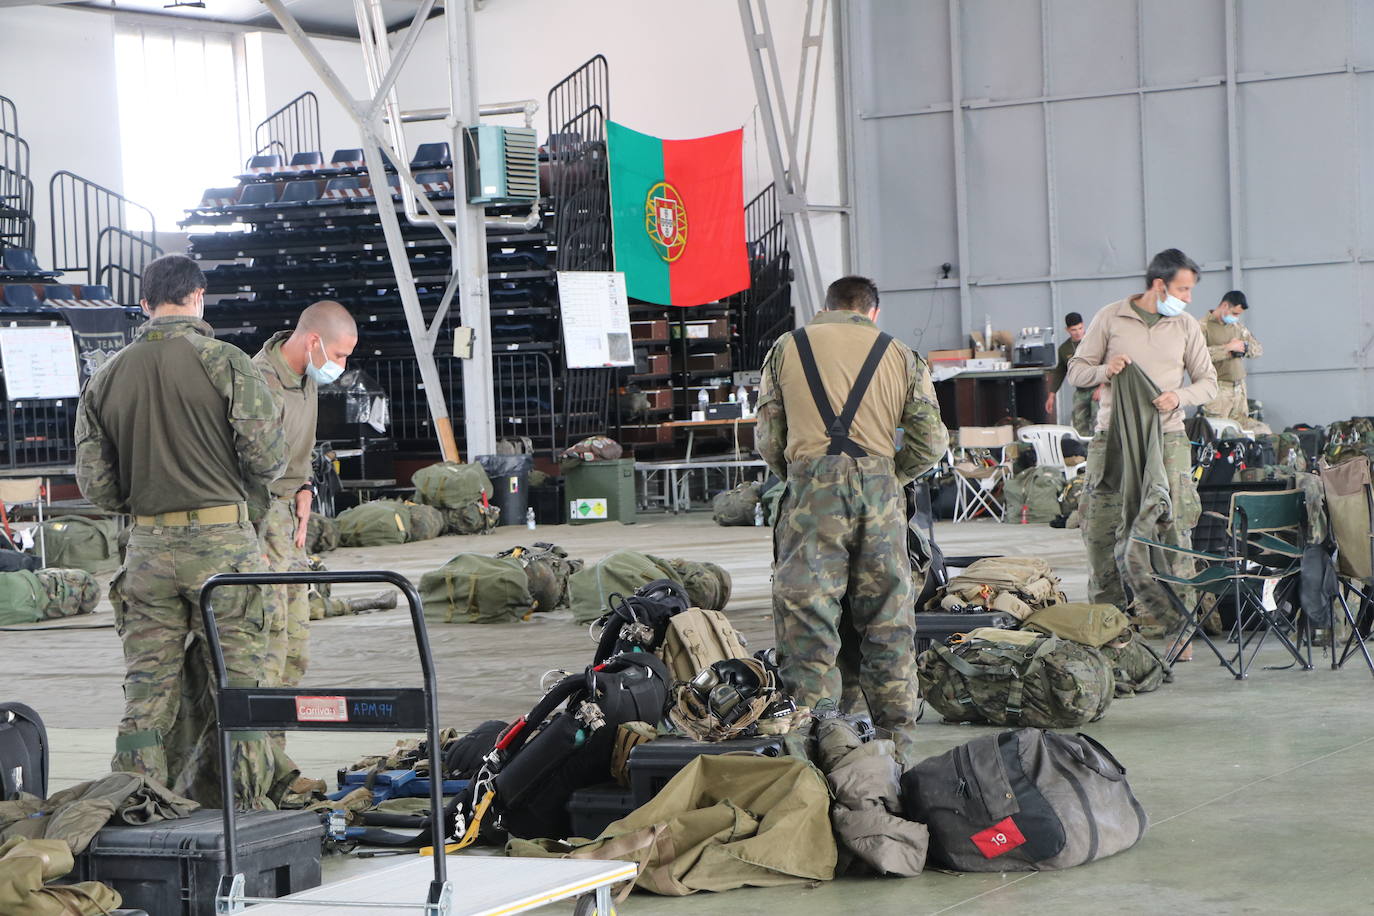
[1199, 290, 1266, 431]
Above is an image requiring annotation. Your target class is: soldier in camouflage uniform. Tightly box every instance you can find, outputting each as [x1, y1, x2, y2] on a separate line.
[75, 254, 287, 808]
[252, 301, 357, 690]
[757, 276, 948, 766]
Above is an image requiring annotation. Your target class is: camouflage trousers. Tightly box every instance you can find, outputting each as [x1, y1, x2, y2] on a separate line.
[1071, 387, 1096, 439]
[261, 498, 311, 687]
[1081, 432, 1200, 625]
[772, 455, 918, 765]
[1202, 379, 1269, 432]
[110, 520, 278, 809]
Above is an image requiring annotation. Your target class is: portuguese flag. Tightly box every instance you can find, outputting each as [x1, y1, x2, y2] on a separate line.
[606, 121, 750, 306]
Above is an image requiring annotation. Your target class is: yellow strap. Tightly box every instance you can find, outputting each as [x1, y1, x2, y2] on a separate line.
[454, 789, 495, 850]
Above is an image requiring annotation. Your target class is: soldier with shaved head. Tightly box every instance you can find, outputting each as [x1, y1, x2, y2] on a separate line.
[253, 300, 358, 694]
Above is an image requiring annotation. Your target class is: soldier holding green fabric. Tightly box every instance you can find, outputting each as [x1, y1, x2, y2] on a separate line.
[756, 276, 948, 765]
[75, 254, 286, 806]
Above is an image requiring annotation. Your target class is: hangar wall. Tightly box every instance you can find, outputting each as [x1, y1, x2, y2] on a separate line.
[845, 0, 1374, 429]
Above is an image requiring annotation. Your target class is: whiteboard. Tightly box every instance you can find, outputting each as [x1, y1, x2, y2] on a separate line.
[557, 271, 634, 369]
[0, 326, 81, 399]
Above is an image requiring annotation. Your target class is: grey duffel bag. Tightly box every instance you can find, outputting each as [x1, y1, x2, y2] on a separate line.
[900, 727, 1147, 871]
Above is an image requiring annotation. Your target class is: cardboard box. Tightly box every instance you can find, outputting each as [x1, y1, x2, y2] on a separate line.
[928, 348, 974, 361]
[959, 425, 1015, 448]
[973, 348, 1009, 360]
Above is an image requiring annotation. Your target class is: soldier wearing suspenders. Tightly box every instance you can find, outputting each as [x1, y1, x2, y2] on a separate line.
[756, 276, 948, 765]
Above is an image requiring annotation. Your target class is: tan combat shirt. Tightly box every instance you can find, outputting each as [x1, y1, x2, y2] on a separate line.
[756, 310, 948, 484]
[253, 331, 318, 498]
[1200, 311, 1263, 383]
[1066, 296, 1217, 433]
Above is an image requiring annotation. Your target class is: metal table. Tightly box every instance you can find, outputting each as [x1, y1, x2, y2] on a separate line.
[636, 457, 767, 513]
[239, 855, 637, 916]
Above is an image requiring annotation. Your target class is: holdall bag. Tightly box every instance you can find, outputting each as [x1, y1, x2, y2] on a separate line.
[915, 628, 1114, 728]
[404, 503, 445, 542]
[711, 482, 762, 527]
[1021, 602, 1131, 648]
[336, 500, 410, 547]
[932, 556, 1066, 620]
[37, 516, 119, 575]
[468, 652, 671, 842]
[901, 727, 1148, 872]
[0, 702, 47, 800]
[658, 607, 750, 686]
[419, 554, 533, 624]
[412, 461, 494, 509]
[1001, 467, 1063, 525]
[1100, 630, 1171, 697]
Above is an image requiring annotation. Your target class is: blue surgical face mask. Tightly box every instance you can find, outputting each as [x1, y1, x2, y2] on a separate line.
[1156, 291, 1187, 317]
[306, 338, 344, 385]
[1221, 314, 1239, 325]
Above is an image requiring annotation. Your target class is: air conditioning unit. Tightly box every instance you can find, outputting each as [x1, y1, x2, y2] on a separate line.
[464, 125, 539, 205]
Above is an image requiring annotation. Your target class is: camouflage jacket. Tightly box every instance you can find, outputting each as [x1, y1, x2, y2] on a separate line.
[75, 316, 286, 518]
[755, 311, 948, 484]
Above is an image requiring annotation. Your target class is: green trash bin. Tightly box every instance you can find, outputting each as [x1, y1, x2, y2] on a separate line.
[565, 458, 637, 525]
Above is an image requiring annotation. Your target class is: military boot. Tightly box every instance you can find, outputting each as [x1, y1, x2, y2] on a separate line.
[343, 591, 397, 614]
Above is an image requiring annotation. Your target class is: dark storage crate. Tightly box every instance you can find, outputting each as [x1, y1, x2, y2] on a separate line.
[529, 478, 567, 525]
[631, 319, 669, 341]
[673, 351, 732, 372]
[673, 318, 729, 341]
[73, 809, 323, 916]
[627, 736, 784, 806]
[566, 783, 637, 838]
[334, 438, 396, 482]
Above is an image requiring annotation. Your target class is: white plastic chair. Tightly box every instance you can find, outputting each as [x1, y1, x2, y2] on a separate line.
[1017, 425, 1088, 480]
[950, 448, 1009, 522]
[1206, 417, 1245, 440]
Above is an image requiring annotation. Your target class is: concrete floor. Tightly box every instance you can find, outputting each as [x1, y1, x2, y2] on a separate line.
[7, 513, 1374, 914]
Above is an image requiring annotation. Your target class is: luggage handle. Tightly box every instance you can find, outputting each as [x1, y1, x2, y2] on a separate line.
[199, 570, 447, 900]
[1074, 732, 1129, 778]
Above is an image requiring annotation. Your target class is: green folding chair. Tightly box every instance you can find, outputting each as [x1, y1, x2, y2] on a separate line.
[1132, 489, 1313, 679]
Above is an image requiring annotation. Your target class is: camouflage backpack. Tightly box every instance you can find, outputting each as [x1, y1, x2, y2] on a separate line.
[932, 556, 1065, 619]
[1273, 431, 1308, 472]
[0, 568, 99, 625]
[916, 628, 1115, 728]
[1325, 418, 1374, 461]
[1099, 630, 1171, 697]
[1001, 467, 1063, 524]
[558, 435, 624, 469]
[38, 516, 119, 574]
[711, 482, 762, 527]
[419, 553, 532, 624]
[663, 557, 733, 611]
[337, 500, 411, 547]
[441, 503, 500, 535]
[306, 514, 340, 553]
[405, 503, 445, 542]
[495, 542, 583, 612]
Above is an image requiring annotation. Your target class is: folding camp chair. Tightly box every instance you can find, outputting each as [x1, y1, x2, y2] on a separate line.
[0, 478, 45, 563]
[1134, 489, 1313, 679]
[950, 448, 1008, 522]
[1322, 459, 1374, 675]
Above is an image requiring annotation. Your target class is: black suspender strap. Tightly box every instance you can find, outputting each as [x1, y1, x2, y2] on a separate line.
[791, 327, 895, 458]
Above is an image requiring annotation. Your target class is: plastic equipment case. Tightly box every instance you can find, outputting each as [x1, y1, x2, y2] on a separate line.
[73, 809, 323, 916]
[626, 736, 784, 806]
[566, 783, 637, 838]
[913, 611, 1019, 655]
[565, 458, 636, 525]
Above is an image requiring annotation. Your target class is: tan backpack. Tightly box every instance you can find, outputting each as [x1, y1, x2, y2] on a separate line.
[656, 606, 750, 685]
[932, 556, 1065, 619]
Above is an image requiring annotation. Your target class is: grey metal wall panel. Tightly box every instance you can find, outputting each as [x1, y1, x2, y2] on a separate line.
[859, 116, 958, 291]
[851, 0, 950, 113]
[1237, 0, 1349, 73]
[966, 105, 1049, 279]
[1142, 0, 1226, 85]
[1142, 86, 1230, 264]
[1047, 0, 1139, 94]
[1050, 97, 1144, 276]
[1359, 74, 1374, 254]
[960, 0, 1042, 100]
[1061, 276, 1152, 329]
[1239, 75, 1352, 263]
[1358, 0, 1374, 65]
[970, 284, 1052, 337]
[883, 289, 963, 356]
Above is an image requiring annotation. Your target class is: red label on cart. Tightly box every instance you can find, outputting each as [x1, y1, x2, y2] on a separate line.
[971, 817, 1026, 858]
[295, 696, 348, 722]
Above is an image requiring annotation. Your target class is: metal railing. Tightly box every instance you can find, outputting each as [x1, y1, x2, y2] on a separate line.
[254, 91, 321, 163]
[547, 56, 611, 272]
[48, 171, 160, 304]
[96, 226, 162, 306]
[737, 183, 793, 369]
[249, 139, 288, 167]
[0, 127, 34, 251]
[562, 367, 612, 445]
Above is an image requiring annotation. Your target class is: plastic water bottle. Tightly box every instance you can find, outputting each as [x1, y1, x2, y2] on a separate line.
[525, 507, 536, 530]
[754, 502, 764, 527]
[736, 385, 750, 417]
[698, 388, 709, 409]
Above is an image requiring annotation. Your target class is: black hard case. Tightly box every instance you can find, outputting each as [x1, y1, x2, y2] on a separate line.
[914, 611, 1020, 655]
[0, 702, 48, 800]
[566, 782, 637, 838]
[625, 736, 785, 806]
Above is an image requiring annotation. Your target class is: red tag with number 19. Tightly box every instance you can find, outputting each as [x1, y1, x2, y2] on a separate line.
[971, 817, 1027, 858]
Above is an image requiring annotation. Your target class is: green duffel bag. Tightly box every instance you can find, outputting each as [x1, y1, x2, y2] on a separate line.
[413, 461, 493, 509]
[1001, 467, 1063, 524]
[916, 627, 1115, 728]
[1022, 602, 1131, 648]
[568, 549, 682, 624]
[307, 514, 340, 554]
[663, 557, 733, 611]
[337, 500, 411, 547]
[711, 482, 761, 527]
[1100, 630, 1172, 697]
[405, 503, 445, 542]
[420, 554, 533, 623]
[496, 543, 583, 612]
[38, 515, 118, 574]
[0, 568, 100, 625]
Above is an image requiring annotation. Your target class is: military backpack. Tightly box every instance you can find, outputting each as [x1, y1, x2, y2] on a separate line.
[568, 551, 731, 624]
[658, 606, 751, 687]
[419, 553, 533, 624]
[932, 556, 1065, 620]
[1001, 467, 1063, 525]
[337, 500, 411, 547]
[916, 628, 1115, 728]
[1022, 602, 1131, 648]
[495, 542, 582, 613]
[711, 482, 762, 527]
[37, 516, 118, 575]
[1099, 630, 1171, 697]
[0, 568, 100, 625]
[405, 503, 445, 542]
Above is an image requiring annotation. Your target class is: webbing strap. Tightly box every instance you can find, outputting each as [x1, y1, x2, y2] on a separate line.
[791, 328, 894, 457]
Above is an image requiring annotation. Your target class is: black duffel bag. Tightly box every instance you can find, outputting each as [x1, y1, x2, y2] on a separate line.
[901, 727, 1147, 872]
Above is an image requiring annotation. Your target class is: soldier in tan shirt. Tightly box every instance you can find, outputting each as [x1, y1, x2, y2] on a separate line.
[1067, 249, 1217, 643]
[1199, 290, 1266, 430]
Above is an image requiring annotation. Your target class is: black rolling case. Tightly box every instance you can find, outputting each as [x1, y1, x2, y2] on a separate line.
[914, 611, 1019, 655]
[626, 736, 785, 806]
[73, 810, 323, 916]
[566, 783, 638, 838]
[0, 702, 48, 800]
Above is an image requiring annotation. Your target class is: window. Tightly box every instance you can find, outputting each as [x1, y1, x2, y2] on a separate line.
[114, 25, 249, 232]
